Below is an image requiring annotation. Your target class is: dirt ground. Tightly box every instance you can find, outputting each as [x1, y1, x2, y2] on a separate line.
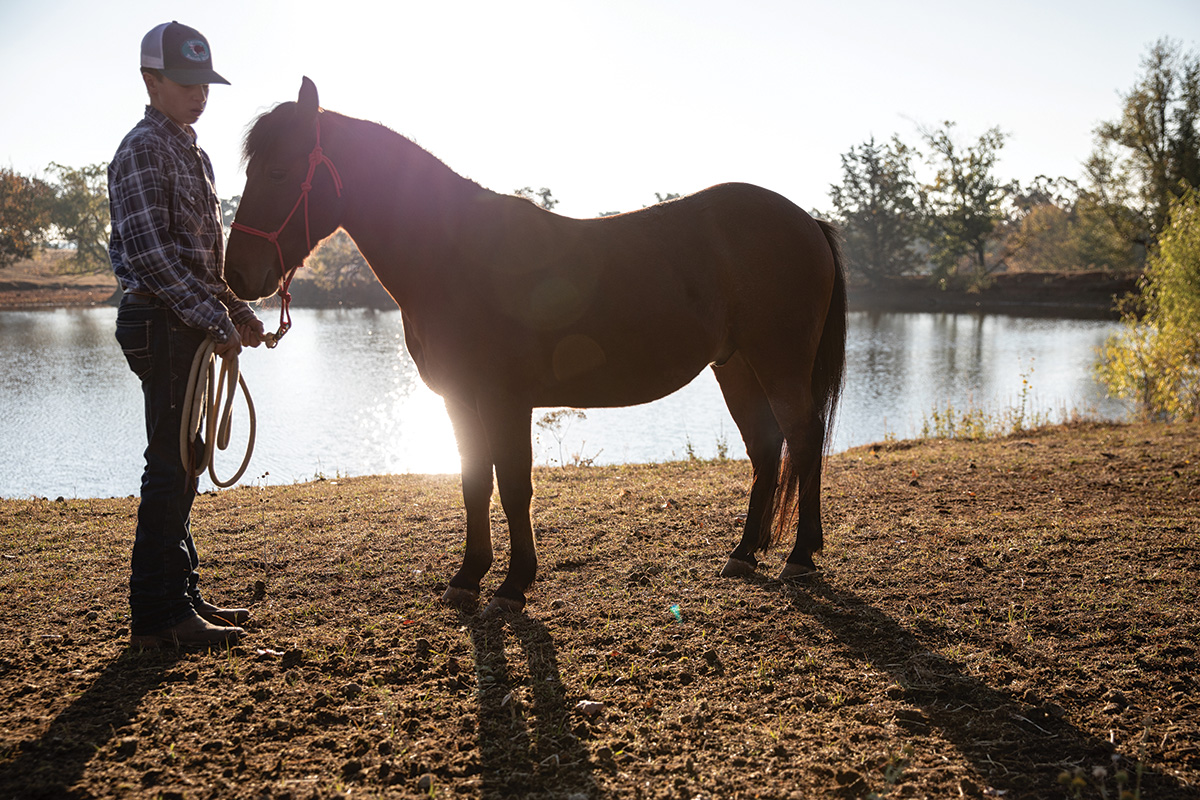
[0, 421, 1197, 799]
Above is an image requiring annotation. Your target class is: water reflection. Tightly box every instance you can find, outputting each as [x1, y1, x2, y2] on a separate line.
[0, 308, 1127, 499]
[838, 313, 1127, 444]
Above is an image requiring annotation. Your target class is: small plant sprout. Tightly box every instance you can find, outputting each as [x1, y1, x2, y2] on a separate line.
[536, 408, 589, 467]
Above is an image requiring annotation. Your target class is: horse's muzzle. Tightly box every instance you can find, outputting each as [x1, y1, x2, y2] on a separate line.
[226, 266, 279, 302]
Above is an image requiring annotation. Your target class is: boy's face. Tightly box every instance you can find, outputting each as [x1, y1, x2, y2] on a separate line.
[144, 73, 209, 128]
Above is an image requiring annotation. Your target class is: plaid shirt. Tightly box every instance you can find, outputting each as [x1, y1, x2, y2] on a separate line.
[108, 106, 256, 342]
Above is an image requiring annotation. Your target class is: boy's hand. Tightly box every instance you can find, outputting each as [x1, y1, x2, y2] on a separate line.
[214, 328, 243, 360]
[237, 319, 267, 348]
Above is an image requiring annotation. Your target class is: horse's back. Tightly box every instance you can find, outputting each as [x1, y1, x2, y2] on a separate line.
[591, 182, 832, 276]
[591, 183, 837, 315]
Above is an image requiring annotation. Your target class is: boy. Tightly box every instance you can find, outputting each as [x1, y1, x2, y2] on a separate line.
[109, 21, 264, 648]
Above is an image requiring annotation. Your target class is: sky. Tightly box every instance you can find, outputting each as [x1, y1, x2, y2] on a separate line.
[1, 0, 1197, 219]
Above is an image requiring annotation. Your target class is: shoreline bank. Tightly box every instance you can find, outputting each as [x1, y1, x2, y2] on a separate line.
[0, 269, 1137, 319]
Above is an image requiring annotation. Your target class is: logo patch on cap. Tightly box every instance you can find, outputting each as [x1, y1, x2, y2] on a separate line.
[181, 39, 210, 63]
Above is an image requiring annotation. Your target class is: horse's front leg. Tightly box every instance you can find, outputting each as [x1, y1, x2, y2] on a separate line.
[481, 406, 536, 615]
[442, 399, 495, 609]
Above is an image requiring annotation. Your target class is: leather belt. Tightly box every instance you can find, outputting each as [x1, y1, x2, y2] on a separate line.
[122, 290, 162, 306]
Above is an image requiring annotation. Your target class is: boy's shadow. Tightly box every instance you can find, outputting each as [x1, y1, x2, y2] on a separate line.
[0, 646, 180, 798]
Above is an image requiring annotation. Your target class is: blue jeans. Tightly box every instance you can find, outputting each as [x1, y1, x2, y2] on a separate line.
[115, 295, 210, 635]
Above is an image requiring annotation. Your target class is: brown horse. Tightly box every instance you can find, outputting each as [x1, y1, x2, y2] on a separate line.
[225, 78, 847, 614]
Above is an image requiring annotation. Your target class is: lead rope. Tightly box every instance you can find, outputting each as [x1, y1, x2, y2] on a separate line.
[266, 266, 297, 347]
[181, 339, 257, 488]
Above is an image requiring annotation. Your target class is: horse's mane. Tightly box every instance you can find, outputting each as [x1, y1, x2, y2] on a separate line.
[242, 102, 304, 165]
[241, 103, 467, 186]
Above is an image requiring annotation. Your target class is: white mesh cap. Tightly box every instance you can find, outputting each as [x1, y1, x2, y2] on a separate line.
[140, 21, 229, 85]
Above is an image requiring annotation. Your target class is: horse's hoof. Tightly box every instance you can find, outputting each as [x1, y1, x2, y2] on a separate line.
[482, 595, 525, 617]
[441, 585, 480, 610]
[778, 561, 819, 581]
[720, 557, 757, 578]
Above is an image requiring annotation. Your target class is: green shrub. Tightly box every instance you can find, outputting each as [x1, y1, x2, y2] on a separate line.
[1099, 189, 1200, 421]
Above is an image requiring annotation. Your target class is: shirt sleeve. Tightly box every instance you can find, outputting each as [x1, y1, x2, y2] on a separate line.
[220, 290, 262, 328]
[109, 138, 237, 342]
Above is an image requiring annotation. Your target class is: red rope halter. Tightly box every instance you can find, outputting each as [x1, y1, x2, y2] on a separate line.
[231, 116, 344, 346]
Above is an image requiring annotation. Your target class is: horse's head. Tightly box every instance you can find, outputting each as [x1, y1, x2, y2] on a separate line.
[226, 77, 345, 301]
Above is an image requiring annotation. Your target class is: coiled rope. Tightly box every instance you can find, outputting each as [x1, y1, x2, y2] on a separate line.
[181, 339, 256, 488]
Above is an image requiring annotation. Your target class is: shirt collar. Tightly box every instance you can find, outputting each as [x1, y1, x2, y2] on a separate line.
[143, 105, 199, 149]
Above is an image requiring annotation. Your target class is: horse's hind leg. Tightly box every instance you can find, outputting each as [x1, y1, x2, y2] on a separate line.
[782, 488, 822, 577]
[778, 417, 825, 579]
[712, 354, 783, 577]
[765, 381, 827, 580]
[739, 345, 829, 579]
[442, 398, 496, 609]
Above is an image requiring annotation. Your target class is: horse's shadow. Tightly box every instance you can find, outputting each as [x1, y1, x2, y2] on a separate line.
[467, 613, 599, 799]
[771, 577, 1187, 799]
[0, 646, 180, 798]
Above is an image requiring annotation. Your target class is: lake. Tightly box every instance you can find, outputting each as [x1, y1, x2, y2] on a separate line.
[0, 307, 1128, 499]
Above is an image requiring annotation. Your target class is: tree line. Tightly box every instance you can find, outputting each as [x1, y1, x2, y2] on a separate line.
[0, 163, 109, 271]
[826, 38, 1198, 289]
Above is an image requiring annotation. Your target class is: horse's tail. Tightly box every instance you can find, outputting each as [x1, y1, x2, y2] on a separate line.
[810, 219, 848, 452]
[767, 219, 848, 550]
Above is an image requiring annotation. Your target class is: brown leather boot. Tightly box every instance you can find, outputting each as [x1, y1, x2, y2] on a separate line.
[193, 599, 251, 627]
[130, 613, 244, 649]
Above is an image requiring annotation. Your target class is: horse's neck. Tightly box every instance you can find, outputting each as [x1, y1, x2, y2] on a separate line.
[336, 119, 493, 302]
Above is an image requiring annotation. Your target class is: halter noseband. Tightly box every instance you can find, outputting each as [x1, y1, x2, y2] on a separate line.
[231, 116, 344, 347]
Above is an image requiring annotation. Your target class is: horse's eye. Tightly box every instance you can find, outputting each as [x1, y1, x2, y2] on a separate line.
[269, 169, 288, 182]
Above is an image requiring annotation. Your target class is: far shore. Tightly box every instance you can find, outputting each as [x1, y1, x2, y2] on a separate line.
[0, 259, 1135, 319]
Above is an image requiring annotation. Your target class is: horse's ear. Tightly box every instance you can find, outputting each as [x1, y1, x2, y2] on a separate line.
[298, 77, 319, 115]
